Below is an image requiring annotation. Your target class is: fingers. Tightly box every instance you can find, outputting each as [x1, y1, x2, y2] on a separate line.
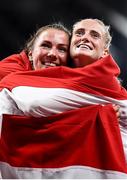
[112, 104, 120, 120]
[112, 104, 127, 121]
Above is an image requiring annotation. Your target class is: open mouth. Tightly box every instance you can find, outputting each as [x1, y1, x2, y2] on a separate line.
[43, 62, 57, 68]
[77, 44, 92, 50]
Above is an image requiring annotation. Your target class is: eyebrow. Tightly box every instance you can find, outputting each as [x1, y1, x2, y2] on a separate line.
[74, 28, 102, 36]
[42, 41, 69, 46]
[74, 28, 84, 32]
[58, 44, 69, 46]
[90, 30, 101, 35]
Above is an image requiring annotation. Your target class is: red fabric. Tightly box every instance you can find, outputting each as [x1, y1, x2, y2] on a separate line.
[0, 55, 127, 175]
[0, 105, 127, 173]
[0, 51, 32, 80]
[0, 55, 127, 99]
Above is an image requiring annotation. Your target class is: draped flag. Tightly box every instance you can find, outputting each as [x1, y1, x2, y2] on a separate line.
[0, 51, 32, 80]
[0, 55, 127, 178]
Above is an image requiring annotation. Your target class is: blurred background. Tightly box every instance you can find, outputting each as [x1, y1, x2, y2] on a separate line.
[0, 0, 127, 88]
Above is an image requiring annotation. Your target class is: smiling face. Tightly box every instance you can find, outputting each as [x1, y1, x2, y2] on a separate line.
[29, 28, 69, 70]
[70, 19, 109, 67]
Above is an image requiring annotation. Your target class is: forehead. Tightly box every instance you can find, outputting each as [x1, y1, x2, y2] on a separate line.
[74, 19, 105, 36]
[37, 28, 69, 42]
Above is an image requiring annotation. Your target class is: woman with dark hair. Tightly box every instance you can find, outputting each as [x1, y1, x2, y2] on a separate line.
[0, 23, 71, 80]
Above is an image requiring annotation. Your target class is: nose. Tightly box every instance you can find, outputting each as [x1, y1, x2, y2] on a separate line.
[47, 48, 57, 61]
[81, 32, 90, 42]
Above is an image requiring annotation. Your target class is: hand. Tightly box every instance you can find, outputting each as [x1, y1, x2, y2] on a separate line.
[112, 104, 120, 120]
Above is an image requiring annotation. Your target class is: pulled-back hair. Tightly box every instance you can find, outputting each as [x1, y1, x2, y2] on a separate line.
[24, 23, 71, 54]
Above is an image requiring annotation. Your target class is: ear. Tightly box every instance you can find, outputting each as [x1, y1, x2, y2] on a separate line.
[102, 48, 109, 58]
[28, 50, 33, 61]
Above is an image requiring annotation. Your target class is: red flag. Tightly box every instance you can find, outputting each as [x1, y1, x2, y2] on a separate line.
[0, 51, 32, 80]
[0, 55, 127, 178]
[0, 105, 127, 178]
[0, 55, 126, 99]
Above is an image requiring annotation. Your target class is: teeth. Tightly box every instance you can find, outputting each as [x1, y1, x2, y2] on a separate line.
[44, 62, 56, 67]
[77, 44, 91, 50]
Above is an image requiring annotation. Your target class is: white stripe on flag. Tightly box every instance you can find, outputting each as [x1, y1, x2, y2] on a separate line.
[0, 87, 127, 161]
[1, 161, 127, 179]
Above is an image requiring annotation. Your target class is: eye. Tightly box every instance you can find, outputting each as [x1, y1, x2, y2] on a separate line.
[90, 31, 101, 39]
[75, 29, 85, 36]
[41, 43, 51, 49]
[58, 47, 68, 53]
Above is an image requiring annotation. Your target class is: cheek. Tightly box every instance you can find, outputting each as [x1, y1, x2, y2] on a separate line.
[70, 39, 75, 47]
[96, 42, 105, 50]
[32, 49, 44, 62]
[70, 39, 78, 51]
[69, 43, 75, 56]
[60, 54, 68, 65]
[32, 49, 39, 59]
